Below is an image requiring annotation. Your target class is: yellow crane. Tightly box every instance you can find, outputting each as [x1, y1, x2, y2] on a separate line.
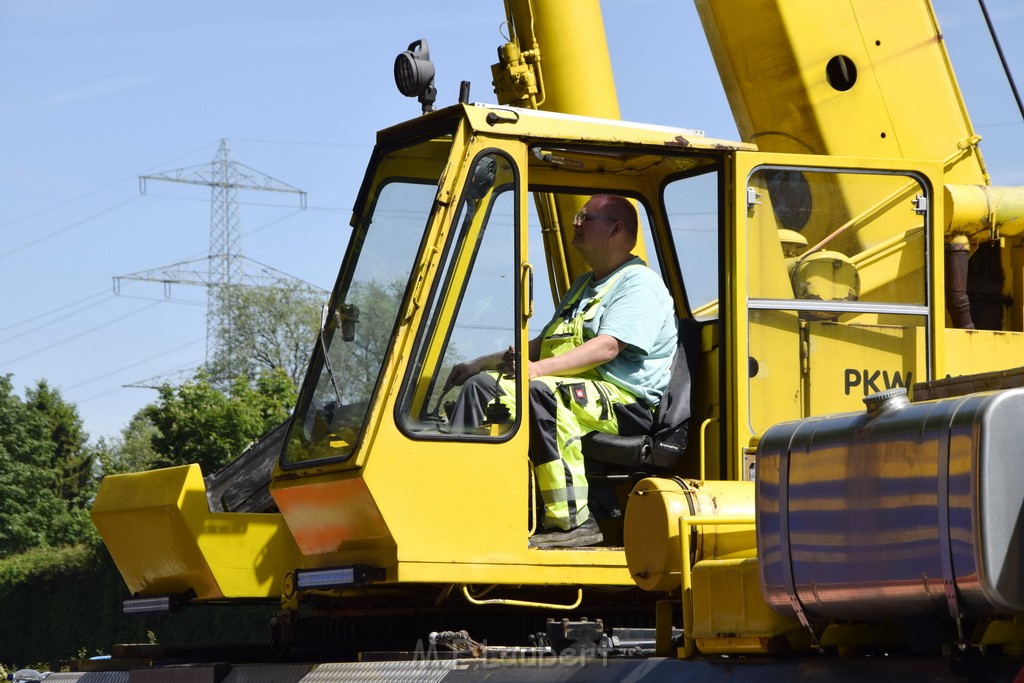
[86, 0, 1024, 676]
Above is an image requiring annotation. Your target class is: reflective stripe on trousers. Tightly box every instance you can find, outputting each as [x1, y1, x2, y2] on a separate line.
[447, 372, 650, 531]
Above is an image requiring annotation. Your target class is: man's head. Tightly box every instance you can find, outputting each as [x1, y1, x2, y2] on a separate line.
[571, 194, 638, 267]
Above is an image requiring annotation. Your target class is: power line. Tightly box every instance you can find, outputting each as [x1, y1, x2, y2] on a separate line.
[0, 294, 117, 348]
[118, 205, 338, 273]
[0, 177, 138, 232]
[0, 195, 140, 261]
[143, 192, 346, 212]
[74, 385, 129, 405]
[242, 208, 307, 239]
[0, 140, 221, 233]
[114, 292, 207, 307]
[976, 119, 1024, 128]
[64, 337, 204, 391]
[1, 289, 110, 333]
[978, 0, 1024, 124]
[121, 363, 205, 391]
[233, 137, 372, 148]
[139, 140, 224, 173]
[0, 300, 164, 366]
[0, 291, 205, 357]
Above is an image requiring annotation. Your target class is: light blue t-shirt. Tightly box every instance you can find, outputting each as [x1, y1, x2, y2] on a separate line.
[554, 256, 677, 405]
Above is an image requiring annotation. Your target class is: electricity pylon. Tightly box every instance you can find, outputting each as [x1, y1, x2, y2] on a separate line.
[115, 139, 310, 381]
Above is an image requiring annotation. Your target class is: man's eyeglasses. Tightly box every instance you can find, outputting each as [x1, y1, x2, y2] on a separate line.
[573, 210, 617, 224]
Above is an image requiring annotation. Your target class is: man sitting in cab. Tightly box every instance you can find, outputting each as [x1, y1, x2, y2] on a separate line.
[444, 194, 678, 548]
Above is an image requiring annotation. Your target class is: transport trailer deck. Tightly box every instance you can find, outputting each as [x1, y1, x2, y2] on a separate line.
[44, 655, 1024, 683]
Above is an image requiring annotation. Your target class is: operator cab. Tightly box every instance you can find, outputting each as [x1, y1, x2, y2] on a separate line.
[276, 106, 726, 549]
[273, 103, 935, 574]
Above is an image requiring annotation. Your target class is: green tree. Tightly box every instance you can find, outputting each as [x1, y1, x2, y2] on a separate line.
[25, 380, 94, 510]
[95, 411, 162, 476]
[206, 281, 324, 387]
[0, 376, 93, 558]
[144, 368, 296, 473]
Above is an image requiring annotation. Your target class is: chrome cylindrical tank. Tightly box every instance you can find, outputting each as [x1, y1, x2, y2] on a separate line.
[757, 387, 1024, 621]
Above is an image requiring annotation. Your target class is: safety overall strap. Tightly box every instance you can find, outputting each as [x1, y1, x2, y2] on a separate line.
[539, 264, 639, 364]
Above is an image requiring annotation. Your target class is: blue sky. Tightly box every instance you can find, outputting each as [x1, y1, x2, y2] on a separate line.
[2, 0, 1022, 442]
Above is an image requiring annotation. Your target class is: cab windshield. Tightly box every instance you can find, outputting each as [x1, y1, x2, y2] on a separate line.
[281, 132, 455, 466]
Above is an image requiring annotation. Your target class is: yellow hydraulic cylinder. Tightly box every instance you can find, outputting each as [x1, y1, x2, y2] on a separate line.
[497, 0, 626, 295]
[497, 0, 620, 119]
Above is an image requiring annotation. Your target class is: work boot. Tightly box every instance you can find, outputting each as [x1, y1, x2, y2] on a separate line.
[529, 517, 603, 549]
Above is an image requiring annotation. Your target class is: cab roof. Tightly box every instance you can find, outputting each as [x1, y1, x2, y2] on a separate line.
[378, 103, 756, 153]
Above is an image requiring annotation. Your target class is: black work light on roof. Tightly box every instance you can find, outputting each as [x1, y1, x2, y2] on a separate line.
[395, 39, 437, 114]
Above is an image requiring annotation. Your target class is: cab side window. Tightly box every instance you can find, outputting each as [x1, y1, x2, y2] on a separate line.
[664, 169, 720, 318]
[396, 153, 520, 438]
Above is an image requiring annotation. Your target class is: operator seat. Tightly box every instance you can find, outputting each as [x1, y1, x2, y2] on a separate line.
[582, 316, 702, 520]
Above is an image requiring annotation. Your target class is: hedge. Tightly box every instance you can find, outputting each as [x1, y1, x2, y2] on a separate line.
[0, 542, 275, 669]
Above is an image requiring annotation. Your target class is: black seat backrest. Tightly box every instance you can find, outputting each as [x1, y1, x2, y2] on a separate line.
[581, 316, 702, 471]
[647, 316, 701, 469]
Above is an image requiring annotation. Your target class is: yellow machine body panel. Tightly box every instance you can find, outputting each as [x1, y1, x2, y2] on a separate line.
[690, 558, 807, 655]
[91, 465, 299, 599]
[942, 327, 1024, 378]
[624, 478, 757, 594]
[696, 0, 987, 185]
[270, 399, 630, 586]
[269, 471, 393, 558]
